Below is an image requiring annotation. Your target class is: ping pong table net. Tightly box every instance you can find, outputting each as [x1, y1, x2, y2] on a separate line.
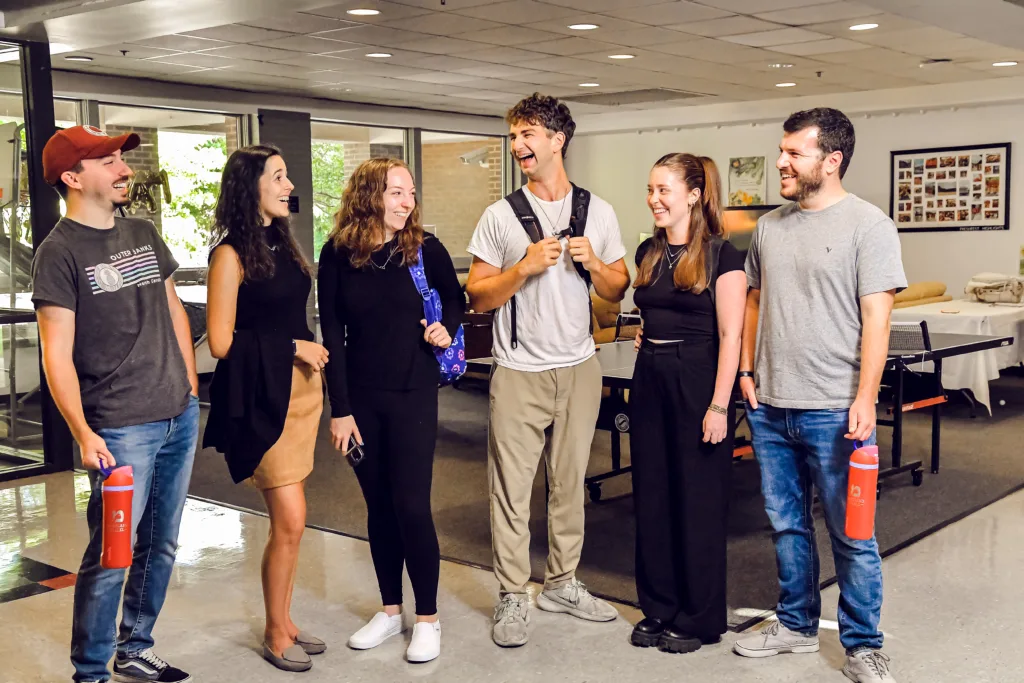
[889, 321, 932, 354]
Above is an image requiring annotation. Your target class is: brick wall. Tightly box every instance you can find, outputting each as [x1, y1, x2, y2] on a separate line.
[225, 117, 239, 157]
[370, 143, 403, 159]
[420, 139, 503, 256]
[107, 124, 162, 230]
[342, 142, 370, 187]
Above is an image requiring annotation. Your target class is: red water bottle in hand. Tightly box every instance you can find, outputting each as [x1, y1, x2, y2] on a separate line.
[845, 443, 879, 541]
[100, 465, 134, 569]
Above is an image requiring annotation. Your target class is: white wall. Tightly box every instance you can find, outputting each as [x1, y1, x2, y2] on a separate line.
[568, 101, 1024, 302]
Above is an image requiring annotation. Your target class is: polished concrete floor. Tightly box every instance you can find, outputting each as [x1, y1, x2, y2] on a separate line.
[2, 472, 1022, 683]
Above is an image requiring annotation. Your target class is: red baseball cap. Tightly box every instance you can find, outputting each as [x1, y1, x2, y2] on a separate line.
[42, 125, 140, 185]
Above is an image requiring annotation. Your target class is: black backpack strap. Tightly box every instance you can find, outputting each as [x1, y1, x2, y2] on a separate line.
[567, 184, 592, 287]
[706, 236, 726, 312]
[505, 189, 544, 244]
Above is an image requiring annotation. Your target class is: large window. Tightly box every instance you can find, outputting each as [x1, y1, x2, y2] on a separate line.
[0, 54, 79, 474]
[97, 104, 240, 269]
[310, 122, 405, 260]
[420, 131, 504, 262]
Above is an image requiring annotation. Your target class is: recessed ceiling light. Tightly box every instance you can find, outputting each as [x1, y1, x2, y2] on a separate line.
[768, 62, 793, 68]
[776, 82, 797, 87]
[993, 61, 1018, 67]
[849, 23, 878, 31]
[568, 23, 599, 30]
[608, 54, 635, 60]
[347, 8, 380, 16]
[64, 55, 93, 62]
[579, 82, 600, 87]
[365, 52, 392, 58]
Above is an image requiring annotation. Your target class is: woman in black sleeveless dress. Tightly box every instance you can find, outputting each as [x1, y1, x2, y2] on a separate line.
[628, 153, 746, 654]
[204, 145, 329, 672]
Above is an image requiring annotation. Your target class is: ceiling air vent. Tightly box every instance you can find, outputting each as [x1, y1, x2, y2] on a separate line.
[561, 88, 707, 107]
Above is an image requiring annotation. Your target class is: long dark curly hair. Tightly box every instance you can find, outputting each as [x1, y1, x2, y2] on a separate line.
[210, 144, 309, 280]
[329, 157, 424, 269]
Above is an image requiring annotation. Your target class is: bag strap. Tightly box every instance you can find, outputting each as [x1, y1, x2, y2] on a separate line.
[408, 245, 430, 297]
[706, 236, 725, 311]
[505, 189, 544, 243]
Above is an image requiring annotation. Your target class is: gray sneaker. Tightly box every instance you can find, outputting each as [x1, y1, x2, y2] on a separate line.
[733, 620, 820, 658]
[536, 578, 618, 622]
[843, 649, 896, 682]
[492, 594, 530, 648]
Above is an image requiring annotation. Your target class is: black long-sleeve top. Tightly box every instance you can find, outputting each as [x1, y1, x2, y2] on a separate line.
[317, 232, 465, 418]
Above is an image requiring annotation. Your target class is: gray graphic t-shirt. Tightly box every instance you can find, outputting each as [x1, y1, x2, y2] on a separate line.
[31, 216, 191, 429]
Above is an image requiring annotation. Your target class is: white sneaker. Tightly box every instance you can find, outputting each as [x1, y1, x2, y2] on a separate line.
[733, 619, 820, 658]
[348, 612, 404, 650]
[843, 649, 896, 682]
[406, 620, 441, 663]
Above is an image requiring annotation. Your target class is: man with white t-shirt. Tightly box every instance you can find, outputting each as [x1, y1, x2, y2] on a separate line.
[466, 93, 631, 648]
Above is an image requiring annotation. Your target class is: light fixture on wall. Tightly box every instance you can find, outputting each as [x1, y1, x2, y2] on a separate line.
[459, 147, 490, 168]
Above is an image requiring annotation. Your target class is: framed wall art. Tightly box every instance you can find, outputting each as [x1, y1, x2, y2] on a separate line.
[728, 156, 766, 207]
[890, 142, 1010, 232]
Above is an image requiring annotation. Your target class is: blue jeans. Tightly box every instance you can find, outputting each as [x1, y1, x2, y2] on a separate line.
[745, 403, 883, 653]
[71, 397, 199, 682]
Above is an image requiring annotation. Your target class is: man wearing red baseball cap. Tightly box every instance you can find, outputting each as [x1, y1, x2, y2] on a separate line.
[32, 125, 200, 683]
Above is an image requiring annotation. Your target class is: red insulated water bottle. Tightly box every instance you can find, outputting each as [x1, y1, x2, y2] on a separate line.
[845, 443, 879, 541]
[101, 465, 134, 569]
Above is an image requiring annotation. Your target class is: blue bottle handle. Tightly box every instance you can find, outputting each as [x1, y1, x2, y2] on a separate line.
[99, 461, 113, 478]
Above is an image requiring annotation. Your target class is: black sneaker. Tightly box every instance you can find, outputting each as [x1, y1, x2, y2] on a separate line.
[113, 649, 192, 682]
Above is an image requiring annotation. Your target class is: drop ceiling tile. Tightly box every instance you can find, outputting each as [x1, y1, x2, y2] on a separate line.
[196, 44, 299, 62]
[754, 2, 879, 25]
[847, 26, 966, 50]
[387, 0, 509, 9]
[601, 1, 733, 25]
[521, 15, 649, 37]
[453, 77, 540, 93]
[514, 55, 606, 75]
[304, 0, 433, 22]
[122, 60, 204, 75]
[538, 0, 675, 10]
[811, 47, 926, 69]
[770, 37, 871, 56]
[453, 25, 566, 45]
[670, 16, 785, 37]
[143, 52, 235, 69]
[802, 13, 927, 39]
[394, 71, 483, 84]
[449, 45, 540, 63]
[241, 12, 359, 34]
[696, 0, 835, 13]
[128, 35, 229, 52]
[380, 11, 504, 35]
[456, 0, 579, 23]
[592, 27, 692, 48]
[454, 64, 556, 80]
[527, 37, 622, 56]
[569, 46, 685, 67]
[330, 48, 440, 68]
[408, 54, 494, 71]
[960, 60, 1024, 73]
[85, 44, 180, 60]
[254, 35, 363, 54]
[650, 37, 780, 64]
[399, 36, 492, 54]
[315, 24, 427, 48]
[182, 25, 295, 44]
[269, 53, 363, 69]
[722, 27, 833, 47]
[223, 61, 324, 78]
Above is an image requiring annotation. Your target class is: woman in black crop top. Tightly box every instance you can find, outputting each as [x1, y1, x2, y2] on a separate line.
[204, 145, 330, 672]
[317, 158, 463, 664]
[628, 153, 746, 654]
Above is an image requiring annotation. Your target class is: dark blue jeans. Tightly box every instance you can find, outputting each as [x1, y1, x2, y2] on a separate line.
[71, 397, 199, 682]
[745, 402, 884, 653]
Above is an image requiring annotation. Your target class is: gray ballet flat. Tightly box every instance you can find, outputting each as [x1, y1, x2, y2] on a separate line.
[262, 642, 313, 672]
[295, 631, 326, 655]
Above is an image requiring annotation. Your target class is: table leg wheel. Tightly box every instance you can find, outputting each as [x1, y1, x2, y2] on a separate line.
[588, 483, 603, 502]
[912, 470, 924, 487]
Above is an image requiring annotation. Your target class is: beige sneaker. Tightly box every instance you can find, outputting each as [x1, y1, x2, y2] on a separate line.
[733, 620, 820, 658]
[492, 594, 529, 647]
[844, 649, 896, 682]
[536, 578, 618, 622]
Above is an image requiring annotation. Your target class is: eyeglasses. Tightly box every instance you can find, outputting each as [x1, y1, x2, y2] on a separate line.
[344, 438, 365, 467]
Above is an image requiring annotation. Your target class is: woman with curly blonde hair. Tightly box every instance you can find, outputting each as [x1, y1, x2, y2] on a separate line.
[317, 157, 464, 663]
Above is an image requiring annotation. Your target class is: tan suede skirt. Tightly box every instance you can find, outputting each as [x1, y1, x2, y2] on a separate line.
[250, 363, 323, 490]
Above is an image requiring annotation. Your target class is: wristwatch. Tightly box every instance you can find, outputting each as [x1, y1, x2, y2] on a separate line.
[292, 339, 297, 357]
[738, 370, 754, 378]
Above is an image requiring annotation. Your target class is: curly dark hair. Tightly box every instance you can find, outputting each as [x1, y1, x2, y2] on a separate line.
[506, 92, 576, 158]
[329, 157, 424, 269]
[783, 107, 856, 178]
[209, 144, 309, 281]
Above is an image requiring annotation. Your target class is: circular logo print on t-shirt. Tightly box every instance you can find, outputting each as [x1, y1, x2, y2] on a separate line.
[93, 263, 124, 292]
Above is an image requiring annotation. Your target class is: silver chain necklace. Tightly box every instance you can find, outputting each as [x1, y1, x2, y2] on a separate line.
[665, 243, 686, 269]
[530, 190, 570, 234]
[371, 243, 401, 270]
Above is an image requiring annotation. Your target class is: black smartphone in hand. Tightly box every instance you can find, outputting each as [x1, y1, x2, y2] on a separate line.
[345, 436, 365, 467]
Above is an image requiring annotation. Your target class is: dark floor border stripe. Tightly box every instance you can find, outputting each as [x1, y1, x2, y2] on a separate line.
[190, 478, 1024, 635]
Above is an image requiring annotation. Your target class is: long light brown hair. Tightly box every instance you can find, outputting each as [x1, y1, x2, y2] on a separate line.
[634, 153, 725, 293]
[329, 157, 424, 268]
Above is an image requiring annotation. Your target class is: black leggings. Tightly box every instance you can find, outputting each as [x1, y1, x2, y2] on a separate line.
[351, 386, 440, 615]
[629, 338, 733, 638]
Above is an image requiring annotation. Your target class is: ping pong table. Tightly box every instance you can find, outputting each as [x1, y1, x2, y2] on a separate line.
[466, 327, 1014, 501]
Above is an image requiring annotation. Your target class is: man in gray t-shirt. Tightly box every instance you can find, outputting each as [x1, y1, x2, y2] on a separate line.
[733, 109, 906, 683]
[33, 125, 199, 683]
